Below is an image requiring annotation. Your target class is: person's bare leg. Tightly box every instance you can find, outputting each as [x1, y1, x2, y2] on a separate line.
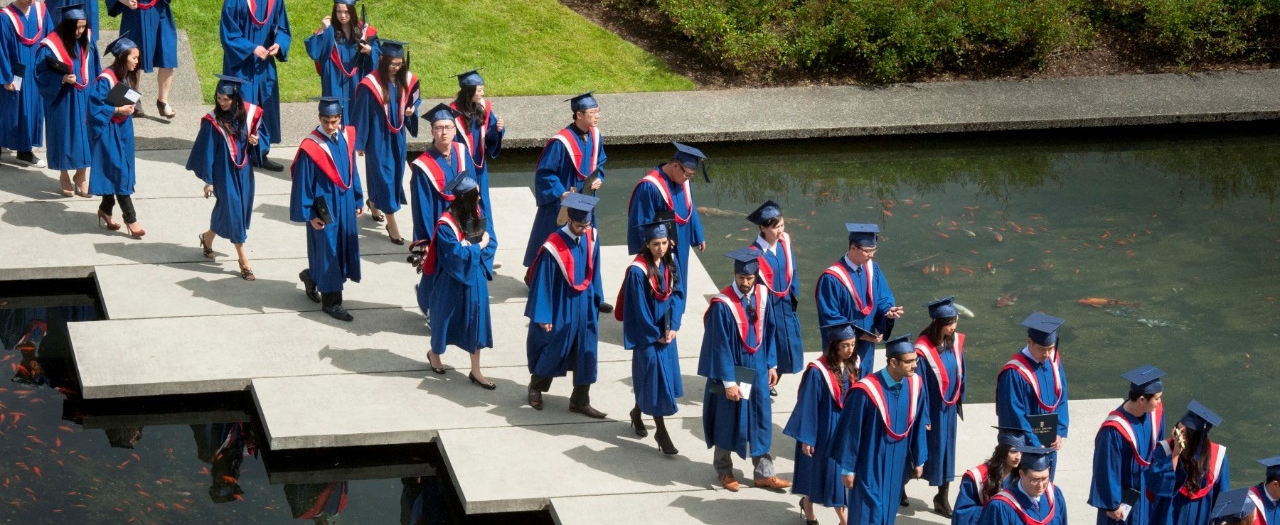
[156, 68, 176, 117]
[469, 351, 488, 383]
[385, 212, 402, 241]
[73, 168, 88, 196]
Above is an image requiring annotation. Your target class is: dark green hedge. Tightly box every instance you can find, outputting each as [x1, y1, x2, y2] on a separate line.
[615, 0, 1279, 81]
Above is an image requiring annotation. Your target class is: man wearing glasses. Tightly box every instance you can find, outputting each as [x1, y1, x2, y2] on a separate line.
[978, 446, 1067, 525]
[625, 141, 709, 296]
[815, 223, 905, 378]
[408, 103, 470, 244]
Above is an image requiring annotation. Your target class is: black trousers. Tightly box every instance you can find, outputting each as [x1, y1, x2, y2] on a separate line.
[321, 291, 343, 308]
[99, 194, 137, 224]
[530, 337, 592, 405]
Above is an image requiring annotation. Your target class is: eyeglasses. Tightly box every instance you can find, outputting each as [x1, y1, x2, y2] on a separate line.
[431, 125, 455, 132]
[388, 62, 404, 69]
[1025, 476, 1051, 486]
[858, 247, 877, 256]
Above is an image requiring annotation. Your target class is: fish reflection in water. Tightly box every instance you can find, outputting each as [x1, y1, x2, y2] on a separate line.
[1137, 318, 1185, 329]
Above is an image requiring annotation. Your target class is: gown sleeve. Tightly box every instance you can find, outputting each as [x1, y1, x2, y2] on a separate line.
[782, 366, 824, 447]
[185, 119, 219, 185]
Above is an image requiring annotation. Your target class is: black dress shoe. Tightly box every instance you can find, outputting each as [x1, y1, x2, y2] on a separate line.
[259, 157, 284, 172]
[569, 403, 607, 419]
[299, 270, 321, 303]
[322, 303, 354, 322]
[469, 372, 496, 390]
[528, 387, 543, 410]
[933, 493, 954, 518]
[901, 492, 910, 507]
[629, 407, 647, 437]
[770, 386, 778, 397]
[654, 429, 678, 455]
[597, 302, 614, 314]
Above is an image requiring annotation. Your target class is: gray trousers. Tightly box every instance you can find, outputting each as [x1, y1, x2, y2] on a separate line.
[713, 446, 775, 479]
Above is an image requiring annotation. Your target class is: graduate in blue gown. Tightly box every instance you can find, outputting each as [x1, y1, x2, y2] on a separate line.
[423, 174, 498, 389]
[449, 69, 504, 212]
[745, 200, 801, 397]
[1148, 401, 1229, 525]
[1250, 457, 1280, 525]
[525, 194, 606, 417]
[785, 323, 860, 525]
[291, 97, 363, 322]
[104, 0, 177, 117]
[909, 296, 968, 517]
[408, 103, 469, 244]
[304, 0, 376, 123]
[189, 75, 263, 281]
[1088, 365, 1168, 525]
[1215, 487, 1263, 525]
[996, 312, 1070, 479]
[88, 34, 144, 238]
[0, 0, 51, 168]
[955, 429, 1030, 525]
[828, 334, 929, 525]
[978, 447, 1067, 525]
[625, 141, 707, 289]
[45, 0, 97, 46]
[220, 0, 290, 171]
[616, 219, 685, 455]
[522, 92, 605, 268]
[35, 6, 94, 197]
[352, 39, 417, 244]
[815, 223, 904, 378]
[699, 248, 790, 492]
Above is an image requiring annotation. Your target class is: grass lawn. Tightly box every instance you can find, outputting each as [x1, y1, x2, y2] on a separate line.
[101, 0, 694, 103]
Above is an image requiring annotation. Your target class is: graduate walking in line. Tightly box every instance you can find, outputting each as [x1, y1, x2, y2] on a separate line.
[815, 223, 904, 378]
[45, 0, 98, 46]
[785, 323, 860, 525]
[1088, 365, 1167, 525]
[292, 97, 363, 322]
[422, 174, 498, 389]
[449, 69, 504, 216]
[954, 428, 1030, 525]
[1148, 401, 1229, 525]
[616, 219, 685, 455]
[0, 0, 51, 168]
[352, 39, 417, 244]
[87, 34, 144, 238]
[408, 103, 469, 243]
[35, 4, 95, 198]
[188, 75, 263, 281]
[304, 0, 376, 124]
[1248, 456, 1280, 525]
[745, 200, 800, 397]
[625, 141, 707, 293]
[104, 0, 178, 117]
[976, 447, 1067, 525]
[908, 296, 968, 516]
[996, 312, 1070, 479]
[220, 0, 290, 172]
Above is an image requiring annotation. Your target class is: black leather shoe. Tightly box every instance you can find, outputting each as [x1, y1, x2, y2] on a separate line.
[260, 157, 284, 172]
[528, 387, 543, 410]
[569, 403, 607, 419]
[597, 301, 614, 314]
[933, 493, 954, 518]
[654, 429, 678, 455]
[469, 372, 496, 390]
[901, 492, 910, 507]
[629, 407, 647, 437]
[299, 270, 321, 303]
[322, 303, 354, 322]
[770, 386, 778, 397]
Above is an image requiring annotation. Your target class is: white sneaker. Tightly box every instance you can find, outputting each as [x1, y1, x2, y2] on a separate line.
[16, 151, 46, 168]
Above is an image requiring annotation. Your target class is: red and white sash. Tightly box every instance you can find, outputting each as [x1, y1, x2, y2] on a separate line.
[2, 2, 46, 46]
[411, 143, 470, 200]
[317, 24, 375, 77]
[202, 102, 263, 169]
[990, 486, 1058, 525]
[39, 31, 91, 89]
[819, 260, 874, 316]
[246, 0, 276, 26]
[96, 69, 130, 124]
[629, 170, 693, 224]
[707, 285, 768, 354]
[546, 126, 601, 180]
[419, 212, 464, 275]
[613, 255, 674, 322]
[450, 98, 494, 168]
[1099, 404, 1165, 468]
[1176, 441, 1226, 500]
[851, 372, 922, 441]
[915, 333, 965, 407]
[755, 234, 795, 297]
[1000, 351, 1064, 412]
[358, 71, 418, 133]
[536, 228, 597, 292]
[805, 356, 849, 409]
[1248, 487, 1271, 525]
[294, 127, 357, 190]
[135, 0, 161, 9]
[964, 465, 993, 504]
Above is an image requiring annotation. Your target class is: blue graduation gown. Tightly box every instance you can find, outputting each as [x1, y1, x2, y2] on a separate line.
[451, 101, 504, 211]
[978, 484, 1068, 525]
[0, 2, 49, 151]
[698, 286, 776, 458]
[86, 71, 134, 196]
[619, 260, 684, 416]
[955, 467, 1009, 525]
[304, 24, 377, 123]
[105, 0, 177, 71]
[814, 257, 897, 378]
[1252, 484, 1280, 525]
[352, 73, 418, 213]
[427, 214, 497, 354]
[995, 348, 1070, 478]
[828, 369, 929, 525]
[917, 335, 965, 486]
[45, 0, 98, 44]
[1147, 441, 1229, 525]
[289, 127, 363, 294]
[186, 113, 257, 244]
[408, 144, 468, 243]
[34, 38, 93, 170]
[784, 361, 851, 508]
[525, 228, 603, 383]
[220, 0, 290, 152]
[522, 125, 606, 267]
[1088, 405, 1165, 525]
[755, 236, 802, 374]
[625, 168, 705, 287]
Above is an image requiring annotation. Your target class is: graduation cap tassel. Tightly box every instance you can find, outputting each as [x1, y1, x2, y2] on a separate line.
[701, 163, 710, 183]
[405, 49, 411, 72]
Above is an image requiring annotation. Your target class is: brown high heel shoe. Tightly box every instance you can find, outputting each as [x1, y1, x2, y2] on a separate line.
[97, 210, 121, 231]
[126, 222, 146, 238]
[156, 100, 176, 119]
[59, 173, 75, 197]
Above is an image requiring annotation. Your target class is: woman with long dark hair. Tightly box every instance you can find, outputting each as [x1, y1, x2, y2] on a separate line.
[187, 74, 264, 280]
[616, 220, 684, 454]
[104, 0, 179, 117]
[420, 173, 497, 388]
[87, 35, 143, 237]
[351, 39, 418, 244]
[952, 430, 1025, 525]
[1149, 402, 1230, 525]
[305, 0, 377, 123]
[747, 200, 801, 396]
[785, 324, 860, 525]
[34, 5, 94, 198]
[908, 296, 967, 517]
[448, 70, 504, 213]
